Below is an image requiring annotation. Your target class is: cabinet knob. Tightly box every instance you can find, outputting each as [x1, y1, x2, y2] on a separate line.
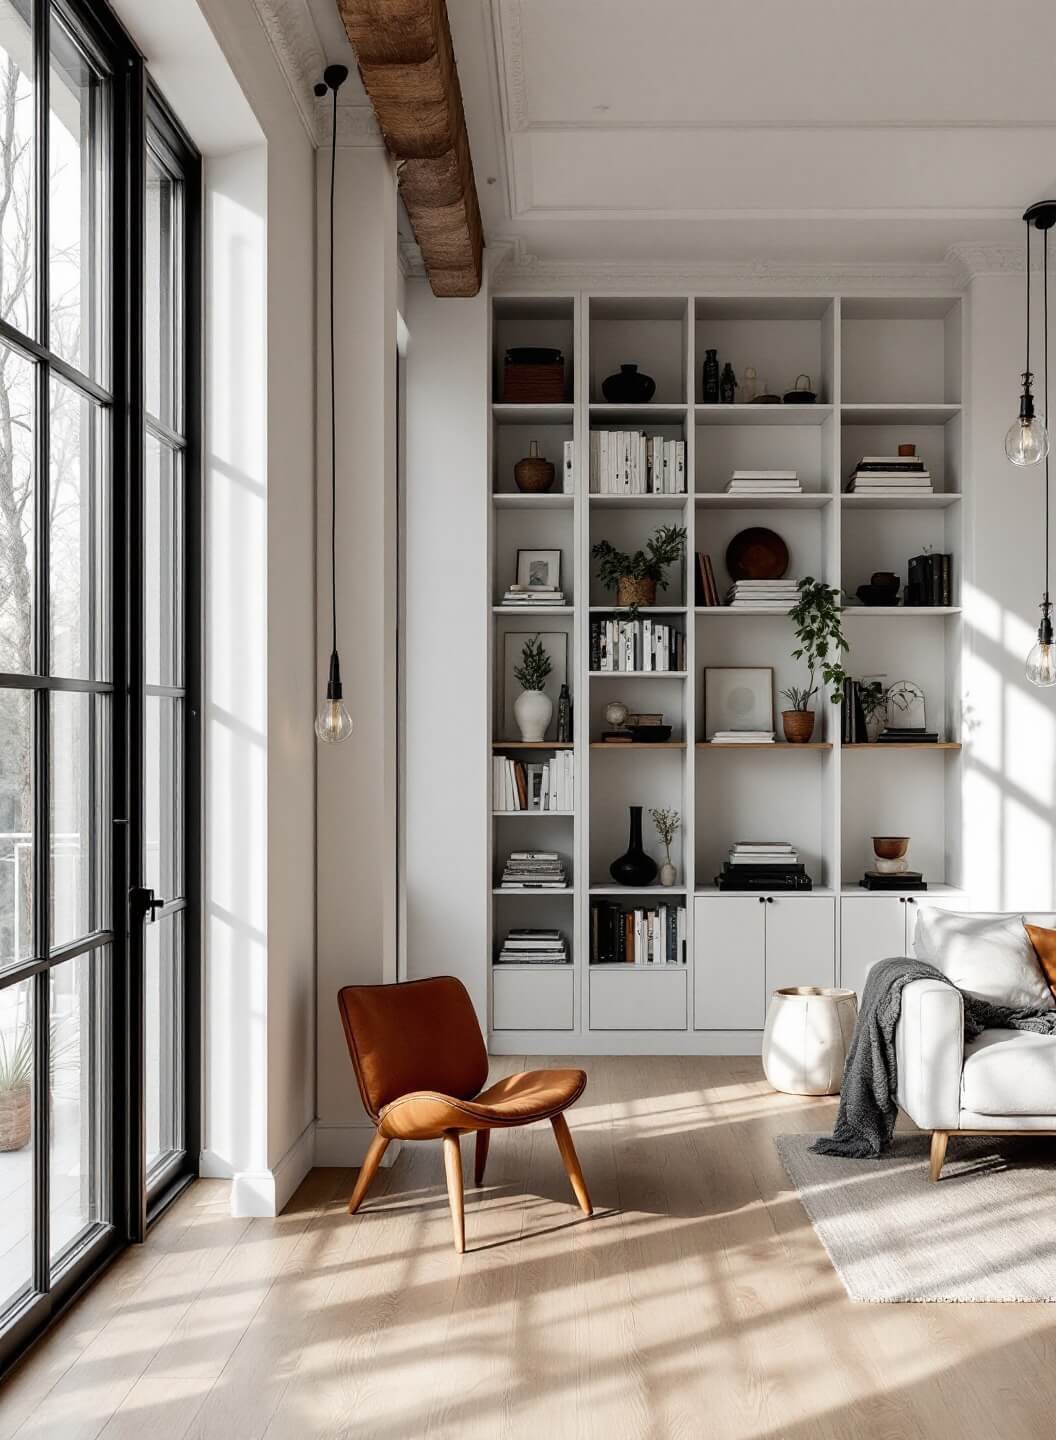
[766, 896, 774, 903]
[758, 895, 765, 903]
[906, 896, 916, 905]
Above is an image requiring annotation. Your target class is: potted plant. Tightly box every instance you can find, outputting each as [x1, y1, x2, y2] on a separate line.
[513, 633, 553, 741]
[649, 807, 681, 886]
[0, 1023, 32, 1152]
[781, 577, 849, 743]
[591, 525, 687, 615]
[859, 678, 887, 741]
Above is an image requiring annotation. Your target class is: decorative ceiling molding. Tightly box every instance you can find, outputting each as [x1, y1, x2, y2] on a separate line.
[946, 241, 1033, 284]
[493, 0, 528, 133]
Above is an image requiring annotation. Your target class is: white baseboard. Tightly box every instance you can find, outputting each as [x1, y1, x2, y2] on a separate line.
[199, 1121, 318, 1217]
[314, 1122, 400, 1168]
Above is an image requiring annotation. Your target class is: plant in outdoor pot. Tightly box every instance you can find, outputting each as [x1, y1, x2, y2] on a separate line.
[0, 1023, 32, 1152]
[650, 807, 681, 886]
[781, 577, 849, 743]
[512, 633, 554, 741]
[591, 525, 687, 616]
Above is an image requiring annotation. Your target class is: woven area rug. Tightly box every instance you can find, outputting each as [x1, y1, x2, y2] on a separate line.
[776, 1132, 1056, 1302]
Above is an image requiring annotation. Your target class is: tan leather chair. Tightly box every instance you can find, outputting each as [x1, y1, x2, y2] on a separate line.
[338, 976, 592, 1253]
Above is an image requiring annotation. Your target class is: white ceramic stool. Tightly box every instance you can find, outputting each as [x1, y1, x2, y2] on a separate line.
[762, 986, 858, 1096]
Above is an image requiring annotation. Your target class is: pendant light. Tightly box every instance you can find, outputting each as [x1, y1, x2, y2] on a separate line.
[314, 64, 354, 742]
[1006, 203, 1055, 466]
[1025, 204, 1056, 686]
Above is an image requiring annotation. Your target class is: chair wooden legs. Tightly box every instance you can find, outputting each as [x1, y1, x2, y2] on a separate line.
[443, 1132, 466, 1254]
[348, 1130, 390, 1214]
[474, 1129, 490, 1187]
[551, 1112, 593, 1216]
[929, 1130, 949, 1182]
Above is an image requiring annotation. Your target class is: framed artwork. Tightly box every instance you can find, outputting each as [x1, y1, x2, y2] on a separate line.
[516, 548, 562, 591]
[704, 666, 774, 738]
[501, 631, 568, 740]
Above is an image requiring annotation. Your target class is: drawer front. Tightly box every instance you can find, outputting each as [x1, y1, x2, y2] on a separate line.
[589, 968, 687, 1031]
[492, 967, 574, 1031]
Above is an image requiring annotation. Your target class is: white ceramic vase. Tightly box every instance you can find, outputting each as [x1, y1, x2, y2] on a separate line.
[659, 861, 676, 887]
[514, 688, 553, 743]
[762, 986, 858, 1096]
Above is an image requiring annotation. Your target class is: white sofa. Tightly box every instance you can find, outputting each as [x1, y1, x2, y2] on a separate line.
[894, 909, 1056, 1180]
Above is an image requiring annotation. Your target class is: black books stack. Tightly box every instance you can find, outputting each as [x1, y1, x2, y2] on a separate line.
[860, 871, 928, 892]
[877, 727, 940, 744]
[590, 902, 687, 966]
[501, 583, 567, 607]
[496, 929, 569, 965]
[590, 617, 686, 672]
[905, 552, 953, 607]
[715, 841, 813, 891]
[841, 681, 870, 744]
[846, 455, 933, 496]
[499, 851, 568, 890]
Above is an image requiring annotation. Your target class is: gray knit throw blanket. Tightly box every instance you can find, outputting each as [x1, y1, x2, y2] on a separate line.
[811, 956, 1056, 1159]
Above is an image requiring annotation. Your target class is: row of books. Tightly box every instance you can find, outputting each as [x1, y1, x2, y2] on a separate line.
[498, 851, 568, 890]
[846, 455, 933, 496]
[590, 902, 687, 966]
[695, 552, 722, 606]
[493, 752, 575, 812]
[727, 579, 799, 611]
[496, 929, 570, 965]
[906, 552, 952, 607]
[726, 468, 802, 496]
[589, 431, 687, 495]
[840, 681, 872, 744]
[590, 618, 686, 672]
[500, 585, 567, 607]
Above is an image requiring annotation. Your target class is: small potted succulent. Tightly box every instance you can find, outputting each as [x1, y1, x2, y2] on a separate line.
[513, 633, 553, 741]
[781, 577, 849, 743]
[650, 807, 681, 886]
[591, 525, 687, 615]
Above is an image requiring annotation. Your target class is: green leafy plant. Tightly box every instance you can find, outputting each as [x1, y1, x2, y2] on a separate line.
[0, 1024, 32, 1095]
[591, 525, 687, 615]
[649, 807, 681, 863]
[781, 577, 849, 710]
[858, 679, 887, 723]
[513, 634, 552, 692]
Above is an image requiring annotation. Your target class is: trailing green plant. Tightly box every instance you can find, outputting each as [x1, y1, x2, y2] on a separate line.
[781, 576, 849, 710]
[591, 525, 687, 614]
[649, 807, 681, 862]
[513, 634, 552, 692]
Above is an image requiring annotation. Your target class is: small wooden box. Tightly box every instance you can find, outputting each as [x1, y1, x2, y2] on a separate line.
[502, 363, 566, 404]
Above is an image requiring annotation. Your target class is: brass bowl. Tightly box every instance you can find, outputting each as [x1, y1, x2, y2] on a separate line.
[872, 836, 909, 861]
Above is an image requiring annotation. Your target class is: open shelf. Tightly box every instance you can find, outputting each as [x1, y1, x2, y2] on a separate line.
[492, 741, 574, 750]
[590, 884, 687, 896]
[590, 741, 686, 750]
[589, 605, 686, 614]
[589, 403, 687, 422]
[697, 741, 832, 751]
[842, 606, 960, 617]
[589, 493, 688, 508]
[843, 742, 961, 751]
[589, 670, 688, 678]
[696, 493, 831, 510]
[492, 810, 575, 818]
[695, 403, 833, 426]
[493, 887, 574, 896]
[840, 403, 961, 426]
[492, 605, 574, 616]
[841, 492, 960, 511]
[492, 493, 573, 510]
[491, 403, 574, 426]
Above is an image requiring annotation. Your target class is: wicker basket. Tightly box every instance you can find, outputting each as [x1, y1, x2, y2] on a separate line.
[514, 449, 555, 493]
[782, 709, 816, 744]
[617, 577, 657, 608]
[502, 363, 566, 404]
[0, 1085, 31, 1151]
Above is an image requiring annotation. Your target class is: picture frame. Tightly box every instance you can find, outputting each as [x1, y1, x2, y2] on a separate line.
[885, 680, 926, 730]
[516, 548, 562, 591]
[501, 631, 568, 740]
[704, 666, 774, 738]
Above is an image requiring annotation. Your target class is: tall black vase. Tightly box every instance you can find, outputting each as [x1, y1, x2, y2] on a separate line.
[610, 806, 658, 887]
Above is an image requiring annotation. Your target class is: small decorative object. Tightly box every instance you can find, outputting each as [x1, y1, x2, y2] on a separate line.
[885, 680, 925, 731]
[609, 805, 659, 887]
[702, 348, 719, 402]
[604, 700, 629, 729]
[514, 441, 555, 493]
[601, 363, 656, 404]
[0, 1024, 32, 1151]
[516, 548, 561, 591]
[741, 365, 759, 403]
[704, 666, 774, 738]
[752, 387, 782, 404]
[556, 683, 572, 742]
[512, 634, 554, 742]
[762, 987, 858, 1095]
[872, 836, 910, 875]
[503, 347, 566, 404]
[502, 631, 566, 740]
[781, 578, 850, 742]
[1005, 201, 1054, 467]
[591, 524, 687, 616]
[783, 373, 817, 405]
[858, 675, 887, 741]
[650, 808, 681, 886]
[898, 443, 917, 457]
[719, 362, 738, 403]
[725, 526, 789, 581]
[855, 570, 900, 607]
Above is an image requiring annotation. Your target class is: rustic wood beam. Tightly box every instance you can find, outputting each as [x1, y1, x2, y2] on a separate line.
[337, 0, 483, 297]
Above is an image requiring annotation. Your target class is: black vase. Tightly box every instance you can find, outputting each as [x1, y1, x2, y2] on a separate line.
[702, 348, 719, 403]
[610, 806, 658, 887]
[601, 363, 656, 403]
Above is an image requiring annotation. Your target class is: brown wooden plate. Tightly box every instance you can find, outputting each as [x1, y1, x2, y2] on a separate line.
[725, 527, 790, 580]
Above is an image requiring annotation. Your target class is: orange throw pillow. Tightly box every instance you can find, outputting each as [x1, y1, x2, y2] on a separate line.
[1024, 923, 1056, 1001]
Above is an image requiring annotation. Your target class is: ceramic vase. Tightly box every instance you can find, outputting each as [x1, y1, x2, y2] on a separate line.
[762, 987, 858, 1096]
[610, 806, 658, 887]
[659, 860, 676, 887]
[601, 363, 656, 403]
[514, 688, 552, 743]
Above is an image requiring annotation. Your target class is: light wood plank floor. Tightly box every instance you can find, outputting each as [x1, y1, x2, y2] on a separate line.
[3, 1056, 1056, 1440]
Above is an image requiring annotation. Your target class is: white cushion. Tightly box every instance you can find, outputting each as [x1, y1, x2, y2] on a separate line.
[913, 908, 1055, 1010]
[961, 1029, 1056, 1115]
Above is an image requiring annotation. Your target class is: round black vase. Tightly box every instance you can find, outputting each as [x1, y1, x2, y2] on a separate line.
[609, 806, 658, 886]
[601, 363, 656, 404]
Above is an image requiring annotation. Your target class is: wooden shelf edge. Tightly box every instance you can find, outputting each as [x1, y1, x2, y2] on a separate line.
[697, 741, 832, 750]
[492, 741, 574, 749]
[842, 742, 961, 750]
[590, 741, 686, 750]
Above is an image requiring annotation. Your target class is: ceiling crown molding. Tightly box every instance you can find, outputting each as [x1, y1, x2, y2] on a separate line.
[945, 241, 1033, 284]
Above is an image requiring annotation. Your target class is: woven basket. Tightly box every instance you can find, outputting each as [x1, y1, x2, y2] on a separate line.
[502, 363, 566, 404]
[782, 709, 816, 744]
[514, 454, 555, 493]
[0, 1085, 31, 1151]
[617, 577, 657, 608]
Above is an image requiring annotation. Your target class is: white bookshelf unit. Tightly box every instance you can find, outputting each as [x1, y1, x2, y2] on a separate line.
[487, 292, 968, 1054]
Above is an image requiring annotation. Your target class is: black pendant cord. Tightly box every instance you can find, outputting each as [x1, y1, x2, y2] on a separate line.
[1026, 218, 1032, 387]
[328, 82, 338, 665]
[1045, 222, 1051, 607]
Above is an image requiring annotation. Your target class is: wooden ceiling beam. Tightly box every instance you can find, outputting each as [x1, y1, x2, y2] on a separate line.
[337, 0, 483, 297]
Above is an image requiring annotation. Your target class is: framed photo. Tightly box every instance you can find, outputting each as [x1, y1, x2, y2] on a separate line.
[501, 631, 568, 740]
[704, 667, 774, 738]
[516, 548, 561, 591]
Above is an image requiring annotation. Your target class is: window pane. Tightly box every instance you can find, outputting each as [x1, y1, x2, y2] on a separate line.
[49, 379, 108, 680]
[49, 950, 107, 1265]
[51, 691, 107, 948]
[145, 695, 182, 902]
[0, 688, 32, 969]
[146, 912, 182, 1174]
[0, 975, 33, 1316]
[0, 345, 36, 675]
[0, 5, 35, 338]
[49, 21, 108, 380]
[145, 437, 181, 687]
[145, 153, 176, 428]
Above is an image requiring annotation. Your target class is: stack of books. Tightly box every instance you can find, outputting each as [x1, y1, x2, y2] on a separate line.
[860, 870, 927, 892]
[590, 902, 687, 966]
[499, 851, 568, 890]
[590, 618, 685, 672]
[846, 455, 933, 496]
[906, 552, 952, 607]
[501, 583, 567, 607]
[876, 727, 940, 744]
[496, 929, 569, 965]
[715, 841, 812, 891]
[725, 469, 802, 497]
[726, 579, 800, 611]
[709, 730, 775, 744]
[695, 552, 721, 606]
[589, 432, 686, 495]
[492, 752, 575, 811]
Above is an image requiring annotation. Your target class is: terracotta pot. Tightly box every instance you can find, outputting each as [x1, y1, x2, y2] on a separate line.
[872, 835, 909, 861]
[782, 709, 816, 744]
[617, 576, 656, 608]
[0, 1085, 31, 1152]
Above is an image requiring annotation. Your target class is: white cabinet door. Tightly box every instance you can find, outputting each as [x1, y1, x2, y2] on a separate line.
[764, 897, 836, 996]
[839, 897, 907, 998]
[694, 895, 766, 1029]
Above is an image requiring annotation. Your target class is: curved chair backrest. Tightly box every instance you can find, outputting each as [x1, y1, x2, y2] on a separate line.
[337, 976, 490, 1120]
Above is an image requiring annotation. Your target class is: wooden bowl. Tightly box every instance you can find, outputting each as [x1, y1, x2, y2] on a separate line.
[725, 527, 790, 581]
[872, 836, 909, 860]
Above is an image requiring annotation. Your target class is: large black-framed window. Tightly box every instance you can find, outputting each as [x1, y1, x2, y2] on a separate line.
[0, 0, 200, 1372]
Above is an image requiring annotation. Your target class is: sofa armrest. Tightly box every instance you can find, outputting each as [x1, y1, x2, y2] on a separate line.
[894, 978, 963, 1131]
